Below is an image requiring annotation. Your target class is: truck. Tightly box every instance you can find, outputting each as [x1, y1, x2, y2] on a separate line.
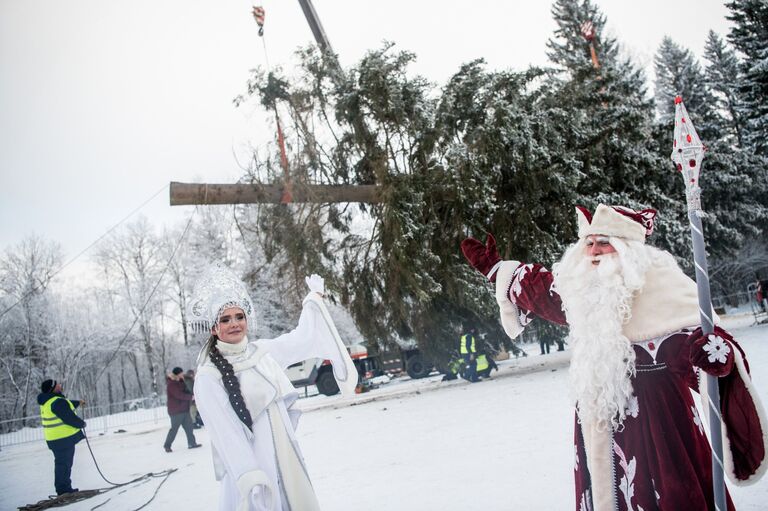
[376, 347, 435, 379]
[285, 343, 384, 396]
[377, 333, 526, 380]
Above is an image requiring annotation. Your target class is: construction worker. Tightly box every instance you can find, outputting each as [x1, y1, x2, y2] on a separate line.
[475, 352, 499, 378]
[459, 327, 479, 382]
[37, 379, 86, 496]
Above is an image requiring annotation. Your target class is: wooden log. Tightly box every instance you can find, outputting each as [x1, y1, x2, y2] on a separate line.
[169, 182, 384, 205]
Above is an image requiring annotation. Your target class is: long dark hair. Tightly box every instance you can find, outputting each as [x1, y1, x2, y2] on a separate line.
[204, 335, 253, 429]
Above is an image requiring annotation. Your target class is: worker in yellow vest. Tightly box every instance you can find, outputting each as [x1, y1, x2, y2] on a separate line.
[37, 379, 86, 496]
[459, 327, 480, 382]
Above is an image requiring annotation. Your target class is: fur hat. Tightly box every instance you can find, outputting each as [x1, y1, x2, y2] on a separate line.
[576, 204, 657, 243]
[41, 379, 57, 393]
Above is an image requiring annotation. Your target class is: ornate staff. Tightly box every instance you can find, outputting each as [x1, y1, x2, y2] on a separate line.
[670, 96, 726, 510]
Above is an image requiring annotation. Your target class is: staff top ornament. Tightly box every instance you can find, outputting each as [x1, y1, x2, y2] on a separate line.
[670, 96, 705, 211]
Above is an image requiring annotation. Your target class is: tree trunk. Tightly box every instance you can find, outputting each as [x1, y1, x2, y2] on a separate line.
[169, 182, 384, 205]
[107, 371, 114, 410]
[21, 305, 32, 423]
[21, 362, 31, 424]
[128, 353, 144, 397]
[120, 358, 128, 410]
[139, 321, 158, 396]
[178, 288, 189, 346]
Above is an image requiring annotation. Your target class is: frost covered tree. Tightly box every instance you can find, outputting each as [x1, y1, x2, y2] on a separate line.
[710, 237, 768, 297]
[93, 217, 168, 396]
[654, 36, 767, 260]
[726, 0, 768, 156]
[654, 37, 713, 127]
[162, 208, 242, 348]
[226, 1, 765, 358]
[704, 31, 746, 148]
[42, 296, 109, 406]
[547, 0, 687, 257]
[0, 236, 62, 422]
[233, 46, 515, 360]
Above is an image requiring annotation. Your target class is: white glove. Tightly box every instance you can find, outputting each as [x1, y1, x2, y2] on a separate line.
[249, 487, 272, 510]
[305, 274, 325, 295]
[237, 471, 274, 511]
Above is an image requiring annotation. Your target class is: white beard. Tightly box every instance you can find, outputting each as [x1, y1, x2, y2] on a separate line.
[553, 238, 651, 431]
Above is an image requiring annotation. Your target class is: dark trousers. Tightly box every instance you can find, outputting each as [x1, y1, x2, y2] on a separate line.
[52, 444, 76, 495]
[464, 355, 478, 382]
[164, 412, 196, 449]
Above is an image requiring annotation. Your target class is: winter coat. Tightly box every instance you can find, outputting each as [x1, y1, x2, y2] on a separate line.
[194, 292, 358, 511]
[36, 391, 85, 450]
[166, 376, 193, 415]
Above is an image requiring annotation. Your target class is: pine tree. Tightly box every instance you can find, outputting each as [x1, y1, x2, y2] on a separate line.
[654, 37, 767, 259]
[435, 61, 581, 264]
[654, 37, 712, 127]
[726, 0, 768, 155]
[703, 31, 746, 148]
[699, 31, 767, 254]
[226, 3, 765, 359]
[546, 0, 686, 257]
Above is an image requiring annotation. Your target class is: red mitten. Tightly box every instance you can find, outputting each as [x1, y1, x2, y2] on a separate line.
[688, 325, 735, 377]
[461, 233, 501, 282]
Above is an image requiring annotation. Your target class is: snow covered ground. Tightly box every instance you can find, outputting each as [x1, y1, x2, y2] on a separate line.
[2, 314, 766, 510]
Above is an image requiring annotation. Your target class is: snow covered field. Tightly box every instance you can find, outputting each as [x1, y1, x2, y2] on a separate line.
[2, 314, 766, 510]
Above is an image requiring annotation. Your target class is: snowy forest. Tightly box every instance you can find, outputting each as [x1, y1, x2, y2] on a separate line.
[1, 0, 766, 426]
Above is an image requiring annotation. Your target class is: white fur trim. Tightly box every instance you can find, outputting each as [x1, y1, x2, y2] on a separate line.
[580, 421, 616, 511]
[577, 204, 646, 242]
[487, 260, 503, 281]
[700, 346, 768, 486]
[495, 261, 524, 340]
[621, 259, 718, 343]
[237, 469, 276, 511]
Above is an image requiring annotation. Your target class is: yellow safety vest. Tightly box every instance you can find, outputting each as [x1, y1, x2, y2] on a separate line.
[459, 334, 476, 354]
[476, 354, 489, 372]
[40, 396, 81, 442]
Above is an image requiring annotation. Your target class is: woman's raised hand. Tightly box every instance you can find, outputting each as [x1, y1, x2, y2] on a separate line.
[305, 274, 325, 296]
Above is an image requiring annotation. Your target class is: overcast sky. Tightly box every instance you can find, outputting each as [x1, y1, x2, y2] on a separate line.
[0, 0, 732, 278]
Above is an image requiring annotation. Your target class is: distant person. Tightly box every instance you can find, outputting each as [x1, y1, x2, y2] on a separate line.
[459, 327, 479, 382]
[474, 348, 499, 379]
[163, 367, 201, 453]
[184, 369, 203, 428]
[539, 337, 550, 355]
[37, 379, 86, 496]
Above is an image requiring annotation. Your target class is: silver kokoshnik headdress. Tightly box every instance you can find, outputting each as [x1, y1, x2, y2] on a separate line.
[188, 263, 256, 334]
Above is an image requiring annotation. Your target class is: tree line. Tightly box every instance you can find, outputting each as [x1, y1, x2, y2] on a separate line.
[0, 209, 362, 426]
[234, 0, 767, 360]
[1, 0, 765, 424]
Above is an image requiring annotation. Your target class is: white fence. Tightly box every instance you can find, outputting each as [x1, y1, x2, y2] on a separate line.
[712, 289, 768, 324]
[0, 397, 166, 448]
